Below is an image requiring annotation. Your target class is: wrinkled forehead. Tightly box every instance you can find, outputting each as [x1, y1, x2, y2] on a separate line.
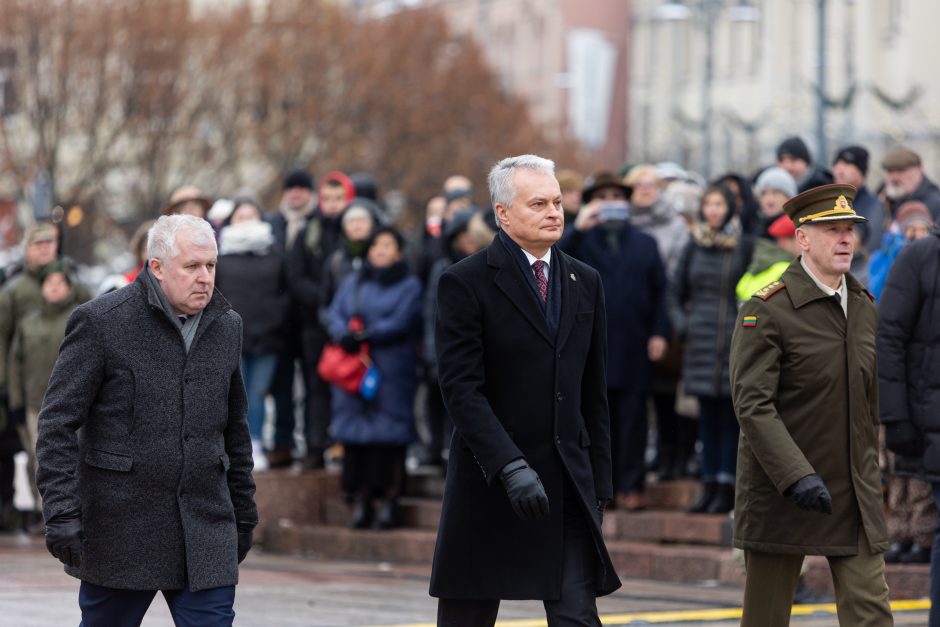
[512, 168, 561, 202]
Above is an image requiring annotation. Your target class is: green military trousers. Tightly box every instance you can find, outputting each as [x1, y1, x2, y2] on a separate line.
[741, 526, 893, 627]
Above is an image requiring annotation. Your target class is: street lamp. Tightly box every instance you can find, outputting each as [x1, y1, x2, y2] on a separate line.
[653, 1, 759, 179]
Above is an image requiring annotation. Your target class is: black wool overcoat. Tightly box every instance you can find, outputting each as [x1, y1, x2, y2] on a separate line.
[36, 274, 258, 591]
[429, 235, 621, 600]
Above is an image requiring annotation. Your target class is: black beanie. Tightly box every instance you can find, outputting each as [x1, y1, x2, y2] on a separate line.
[776, 136, 812, 165]
[283, 169, 314, 191]
[832, 145, 869, 177]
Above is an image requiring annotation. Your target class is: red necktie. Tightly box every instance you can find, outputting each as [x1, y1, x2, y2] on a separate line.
[532, 260, 548, 304]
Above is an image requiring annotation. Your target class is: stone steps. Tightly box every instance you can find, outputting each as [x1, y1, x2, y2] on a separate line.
[253, 469, 930, 599]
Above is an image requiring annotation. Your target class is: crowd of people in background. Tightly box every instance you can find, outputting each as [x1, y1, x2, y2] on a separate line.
[0, 135, 937, 554]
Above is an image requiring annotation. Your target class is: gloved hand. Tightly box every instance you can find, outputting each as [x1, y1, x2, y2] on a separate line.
[499, 458, 549, 520]
[339, 333, 363, 354]
[8, 407, 25, 427]
[784, 474, 832, 514]
[237, 525, 253, 564]
[885, 421, 923, 458]
[45, 510, 84, 568]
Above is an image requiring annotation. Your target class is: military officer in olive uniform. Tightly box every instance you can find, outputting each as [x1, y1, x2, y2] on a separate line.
[730, 184, 893, 627]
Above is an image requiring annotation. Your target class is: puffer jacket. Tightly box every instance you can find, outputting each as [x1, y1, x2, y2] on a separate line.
[877, 230, 940, 479]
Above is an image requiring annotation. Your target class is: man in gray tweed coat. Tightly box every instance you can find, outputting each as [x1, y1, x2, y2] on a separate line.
[36, 214, 258, 626]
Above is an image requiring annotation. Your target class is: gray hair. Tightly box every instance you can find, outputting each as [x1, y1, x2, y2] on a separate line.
[147, 214, 217, 262]
[488, 155, 556, 223]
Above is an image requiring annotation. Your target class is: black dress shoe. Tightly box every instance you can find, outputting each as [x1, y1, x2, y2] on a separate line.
[349, 497, 374, 529]
[885, 541, 912, 564]
[374, 498, 400, 530]
[687, 481, 717, 514]
[900, 543, 931, 564]
[706, 483, 734, 514]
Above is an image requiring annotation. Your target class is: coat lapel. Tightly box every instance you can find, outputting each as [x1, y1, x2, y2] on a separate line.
[488, 237, 554, 346]
[554, 251, 578, 351]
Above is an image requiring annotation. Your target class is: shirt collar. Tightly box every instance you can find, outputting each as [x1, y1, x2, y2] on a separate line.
[520, 247, 551, 269]
[800, 256, 847, 315]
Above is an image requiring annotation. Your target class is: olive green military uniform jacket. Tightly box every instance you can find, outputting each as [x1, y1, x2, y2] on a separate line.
[730, 258, 887, 556]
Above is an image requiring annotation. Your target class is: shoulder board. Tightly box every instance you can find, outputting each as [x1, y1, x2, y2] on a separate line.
[754, 280, 786, 301]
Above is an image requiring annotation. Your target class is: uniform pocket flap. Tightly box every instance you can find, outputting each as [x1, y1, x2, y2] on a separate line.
[84, 448, 133, 472]
[220, 454, 231, 471]
[580, 427, 591, 448]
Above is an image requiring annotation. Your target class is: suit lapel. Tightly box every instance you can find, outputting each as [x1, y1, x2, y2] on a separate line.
[555, 251, 578, 351]
[489, 237, 554, 346]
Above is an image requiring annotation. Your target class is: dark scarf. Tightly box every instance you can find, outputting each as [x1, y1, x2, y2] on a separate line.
[362, 259, 410, 285]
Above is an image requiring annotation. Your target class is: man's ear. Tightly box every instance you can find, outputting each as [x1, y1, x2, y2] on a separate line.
[149, 258, 163, 281]
[795, 226, 811, 253]
[494, 203, 508, 229]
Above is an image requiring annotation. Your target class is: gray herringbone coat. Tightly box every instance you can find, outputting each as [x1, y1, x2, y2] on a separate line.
[36, 274, 258, 591]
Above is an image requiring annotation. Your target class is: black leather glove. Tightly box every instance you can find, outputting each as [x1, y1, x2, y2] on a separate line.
[339, 333, 363, 353]
[45, 510, 84, 568]
[8, 407, 25, 427]
[885, 421, 923, 458]
[237, 525, 253, 564]
[784, 474, 832, 514]
[499, 458, 549, 520]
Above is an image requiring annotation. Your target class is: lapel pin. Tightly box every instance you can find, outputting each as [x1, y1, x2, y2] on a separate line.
[570, 273, 576, 281]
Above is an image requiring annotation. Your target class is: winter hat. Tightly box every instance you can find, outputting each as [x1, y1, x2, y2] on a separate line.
[895, 200, 933, 231]
[39, 261, 71, 285]
[754, 166, 797, 198]
[282, 169, 314, 191]
[776, 136, 812, 164]
[320, 171, 356, 203]
[555, 169, 584, 193]
[832, 145, 869, 176]
[445, 187, 473, 204]
[882, 146, 922, 172]
[581, 171, 632, 203]
[161, 185, 212, 217]
[767, 215, 796, 239]
[341, 205, 374, 228]
[350, 172, 378, 201]
[24, 222, 57, 245]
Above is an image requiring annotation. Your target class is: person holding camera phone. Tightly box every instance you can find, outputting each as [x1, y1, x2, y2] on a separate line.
[558, 171, 671, 511]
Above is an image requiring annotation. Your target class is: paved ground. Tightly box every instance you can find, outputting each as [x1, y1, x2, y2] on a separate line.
[0, 534, 929, 626]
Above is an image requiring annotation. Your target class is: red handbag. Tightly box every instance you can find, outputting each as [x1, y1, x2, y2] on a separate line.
[317, 315, 370, 393]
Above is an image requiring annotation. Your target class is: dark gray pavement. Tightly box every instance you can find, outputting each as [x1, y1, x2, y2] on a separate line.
[0, 534, 928, 626]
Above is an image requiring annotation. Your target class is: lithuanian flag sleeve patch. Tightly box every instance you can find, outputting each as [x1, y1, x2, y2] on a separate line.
[742, 315, 758, 327]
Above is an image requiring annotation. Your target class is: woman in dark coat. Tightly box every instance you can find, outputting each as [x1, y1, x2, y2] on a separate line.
[878, 228, 940, 592]
[669, 184, 754, 513]
[215, 197, 290, 472]
[327, 226, 422, 529]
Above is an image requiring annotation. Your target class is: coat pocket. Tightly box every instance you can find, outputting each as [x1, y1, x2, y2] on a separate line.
[84, 448, 133, 472]
[576, 311, 593, 323]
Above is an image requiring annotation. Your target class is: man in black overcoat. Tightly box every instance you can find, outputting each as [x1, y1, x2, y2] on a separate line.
[429, 154, 621, 625]
[36, 215, 258, 626]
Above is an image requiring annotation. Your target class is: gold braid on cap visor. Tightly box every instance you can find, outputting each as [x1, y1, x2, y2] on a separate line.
[797, 195, 856, 223]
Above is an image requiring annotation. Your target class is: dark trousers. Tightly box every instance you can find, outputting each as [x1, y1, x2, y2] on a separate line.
[301, 325, 332, 451]
[437, 505, 600, 626]
[341, 444, 406, 498]
[0, 419, 20, 508]
[653, 392, 696, 472]
[697, 396, 738, 484]
[608, 388, 647, 495]
[78, 580, 236, 627]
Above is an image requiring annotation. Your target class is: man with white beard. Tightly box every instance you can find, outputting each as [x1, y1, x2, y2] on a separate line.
[882, 146, 940, 222]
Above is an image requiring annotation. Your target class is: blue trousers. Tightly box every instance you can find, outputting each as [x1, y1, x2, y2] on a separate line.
[78, 580, 235, 627]
[241, 354, 278, 441]
[697, 396, 739, 485]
